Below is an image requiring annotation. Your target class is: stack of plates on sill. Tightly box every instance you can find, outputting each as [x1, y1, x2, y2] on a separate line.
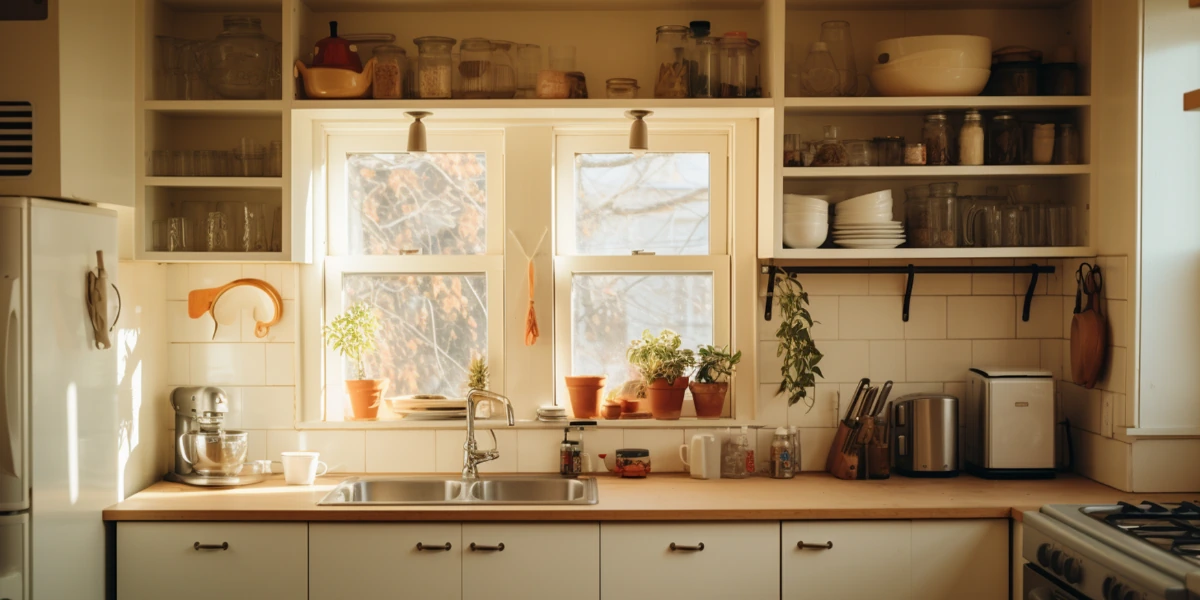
[537, 405, 568, 423]
[832, 189, 905, 249]
[386, 395, 468, 420]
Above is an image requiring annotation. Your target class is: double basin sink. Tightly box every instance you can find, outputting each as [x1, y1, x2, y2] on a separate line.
[318, 475, 599, 506]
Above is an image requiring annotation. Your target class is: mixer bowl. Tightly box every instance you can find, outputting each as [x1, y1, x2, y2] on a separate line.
[180, 430, 249, 476]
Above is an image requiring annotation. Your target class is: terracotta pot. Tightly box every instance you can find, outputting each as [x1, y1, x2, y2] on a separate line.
[601, 404, 622, 420]
[689, 382, 729, 419]
[345, 379, 389, 420]
[565, 375, 606, 418]
[646, 376, 690, 420]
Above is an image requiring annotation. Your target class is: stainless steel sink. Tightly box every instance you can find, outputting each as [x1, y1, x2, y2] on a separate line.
[318, 475, 599, 506]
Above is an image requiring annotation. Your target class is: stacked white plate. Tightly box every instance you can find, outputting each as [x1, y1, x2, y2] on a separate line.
[832, 190, 905, 249]
[386, 395, 469, 420]
[782, 194, 830, 249]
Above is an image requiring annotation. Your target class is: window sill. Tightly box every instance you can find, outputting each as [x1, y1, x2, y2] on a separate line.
[294, 418, 763, 430]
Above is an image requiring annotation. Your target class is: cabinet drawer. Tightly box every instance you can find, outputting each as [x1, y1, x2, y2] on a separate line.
[911, 520, 1009, 600]
[117, 522, 307, 600]
[782, 520, 912, 600]
[600, 522, 779, 600]
[310, 523, 462, 600]
[462, 523, 599, 600]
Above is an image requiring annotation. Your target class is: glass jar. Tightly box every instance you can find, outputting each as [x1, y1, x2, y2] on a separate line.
[718, 31, 750, 98]
[1031, 123, 1055, 165]
[812, 125, 848, 167]
[1055, 123, 1080, 164]
[691, 36, 720, 98]
[784, 134, 802, 167]
[988, 112, 1022, 165]
[874, 136, 904, 166]
[490, 40, 516, 99]
[959, 109, 985, 166]
[747, 38, 762, 97]
[904, 143, 926, 165]
[922, 112, 950, 166]
[989, 61, 1039, 96]
[907, 196, 957, 248]
[515, 44, 541, 99]
[654, 25, 691, 98]
[844, 139, 872, 166]
[371, 44, 406, 99]
[458, 38, 494, 99]
[403, 56, 419, 99]
[820, 20, 858, 97]
[414, 36, 456, 99]
[605, 77, 639, 99]
[197, 16, 275, 99]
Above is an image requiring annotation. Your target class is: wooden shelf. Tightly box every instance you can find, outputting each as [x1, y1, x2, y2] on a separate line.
[783, 96, 1091, 114]
[143, 177, 283, 188]
[143, 100, 285, 117]
[768, 246, 1094, 260]
[783, 165, 1092, 179]
[290, 97, 774, 118]
[138, 251, 288, 262]
[1186, 89, 1200, 111]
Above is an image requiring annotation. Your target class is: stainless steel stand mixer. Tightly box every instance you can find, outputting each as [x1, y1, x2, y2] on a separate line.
[167, 386, 268, 486]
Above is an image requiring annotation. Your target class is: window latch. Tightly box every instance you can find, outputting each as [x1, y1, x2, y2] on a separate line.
[631, 250, 656, 256]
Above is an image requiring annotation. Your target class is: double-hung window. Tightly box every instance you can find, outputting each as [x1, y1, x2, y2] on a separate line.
[324, 131, 505, 421]
[553, 132, 732, 417]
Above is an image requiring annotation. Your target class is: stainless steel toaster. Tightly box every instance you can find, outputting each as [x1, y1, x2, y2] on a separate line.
[891, 394, 959, 477]
[963, 368, 1056, 479]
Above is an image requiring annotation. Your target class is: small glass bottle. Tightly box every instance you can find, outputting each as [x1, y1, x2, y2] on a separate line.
[812, 124, 848, 167]
[770, 427, 796, 479]
[458, 38, 494, 99]
[958, 109, 985, 166]
[718, 31, 750, 98]
[1055, 123, 1080, 164]
[654, 25, 691, 98]
[922, 112, 950, 166]
[371, 44, 406, 99]
[988, 112, 1022, 165]
[691, 35, 720, 99]
[489, 40, 516, 99]
[414, 36, 455, 99]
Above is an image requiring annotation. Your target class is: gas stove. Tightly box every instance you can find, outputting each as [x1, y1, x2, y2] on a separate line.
[1086, 502, 1200, 565]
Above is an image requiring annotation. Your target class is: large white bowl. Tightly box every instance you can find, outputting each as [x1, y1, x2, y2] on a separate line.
[783, 213, 829, 224]
[783, 205, 829, 215]
[872, 35, 991, 70]
[783, 195, 830, 210]
[869, 66, 990, 97]
[836, 190, 894, 213]
[782, 220, 829, 249]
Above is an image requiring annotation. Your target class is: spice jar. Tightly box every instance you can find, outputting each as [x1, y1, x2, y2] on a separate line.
[654, 25, 691, 98]
[959, 109, 984, 165]
[747, 38, 762, 97]
[904, 143, 926, 166]
[988, 112, 1022, 165]
[719, 31, 751, 98]
[371, 44, 406, 99]
[1031, 123, 1055, 165]
[874, 136, 904, 166]
[845, 139, 872, 167]
[457, 38, 494, 99]
[1055, 123, 1080, 164]
[414, 36, 455, 99]
[922, 112, 950, 166]
[606, 77, 639, 99]
[490, 40, 516, 99]
[691, 36, 720, 98]
[812, 125, 848, 167]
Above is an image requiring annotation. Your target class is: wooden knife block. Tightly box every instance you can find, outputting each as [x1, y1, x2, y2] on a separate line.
[825, 424, 859, 480]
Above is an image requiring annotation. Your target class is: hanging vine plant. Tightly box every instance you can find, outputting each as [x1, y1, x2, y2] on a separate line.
[775, 274, 824, 411]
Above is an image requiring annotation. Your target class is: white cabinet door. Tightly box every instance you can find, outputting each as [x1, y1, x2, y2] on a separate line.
[117, 522, 307, 600]
[310, 523, 462, 600]
[782, 520, 912, 600]
[462, 523, 599, 600]
[911, 519, 1009, 600]
[600, 522, 779, 600]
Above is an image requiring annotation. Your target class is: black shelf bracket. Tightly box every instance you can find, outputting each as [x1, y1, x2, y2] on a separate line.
[761, 262, 1055, 323]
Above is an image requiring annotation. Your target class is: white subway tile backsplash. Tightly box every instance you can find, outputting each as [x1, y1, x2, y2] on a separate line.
[168, 344, 190, 385]
[515, 429, 564, 473]
[799, 428, 836, 471]
[757, 341, 784, 384]
[1060, 381, 1103, 435]
[814, 340, 870, 383]
[165, 264, 190, 301]
[1098, 256, 1128, 301]
[971, 259, 1014, 295]
[839, 296, 904, 339]
[366, 430, 437, 473]
[434, 430, 468, 473]
[971, 340, 1040, 370]
[244, 429, 267, 462]
[266, 430, 365, 473]
[263, 264, 297, 300]
[237, 387, 295, 429]
[1097, 346, 1127, 394]
[581, 429, 624, 470]
[265, 343, 295, 386]
[807, 296, 839, 341]
[904, 296, 947, 340]
[167, 300, 241, 343]
[242, 300, 296, 343]
[241, 264, 265, 281]
[622, 429, 686, 472]
[1040, 340, 1064, 381]
[766, 271, 869, 296]
[778, 383, 838, 428]
[906, 341, 971, 382]
[943, 382, 965, 402]
[869, 341, 906, 382]
[1107, 300, 1128, 348]
[1101, 393, 1114, 438]
[190, 343, 264, 386]
[188, 264, 244, 292]
[1016, 296, 1063, 339]
[948, 296, 1016, 339]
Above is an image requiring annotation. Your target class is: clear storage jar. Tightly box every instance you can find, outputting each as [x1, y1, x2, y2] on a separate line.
[844, 139, 872, 166]
[197, 16, 274, 100]
[718, 31, 750, 98]
[1055, 123, 1080, 164]
[922, 112, 950, 166]
[906, 196, 957, 248]
[811, 125, 848, 167]
[490, 40, 516, 99]
[414, 36, 455, 99]
[988, 112, 1022, 165]
[959, 110, 985, 166]
[371, 44, 406, 99]
[690, 36, 720, 98]
[747, 38, 762, 97]
[515, 44, 541, 98]
[458, 38, 494, 99]
[654, 25, 691, 98]
[605, 78, 639, 99]
[874, 136, 904, 166]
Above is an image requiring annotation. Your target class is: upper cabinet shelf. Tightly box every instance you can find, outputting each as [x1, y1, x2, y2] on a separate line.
[143, 100, 285, 116]
[783, 96, 1091, 114]
[783, 165, 1092, 179]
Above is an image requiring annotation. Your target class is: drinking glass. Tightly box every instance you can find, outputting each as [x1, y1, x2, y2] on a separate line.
[167, 217, 191, 251]
[548, 45, 576, 71]
[515, 44, 542, 98]
[193, 150, 215, 177]
[152, 220, 167, 251]
[1048, 206, 1074, 246]
[999, 206, 1023, 247]
[270, 207, 283, 252]
[819, 20, 857, 97]
[181, 201, 210, 245]
[149, 150, 170, 176]
[1022, 204, 1049, 247]
[205, 211, 231, 252]
[242, 203, 268, 252]
[170, 150, 192, 176]
[266, 141, 283, 177]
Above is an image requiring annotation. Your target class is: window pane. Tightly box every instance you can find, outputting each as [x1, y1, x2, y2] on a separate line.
[574, 153, 710, 255]
[570, 273, 713, 387]
[341, 273, 487, 398]
[346, 152, 488, 256]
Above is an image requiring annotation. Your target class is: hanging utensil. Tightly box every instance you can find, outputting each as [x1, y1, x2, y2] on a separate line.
[86, 250, 120, 350]
[1070, 263, 1107, 388]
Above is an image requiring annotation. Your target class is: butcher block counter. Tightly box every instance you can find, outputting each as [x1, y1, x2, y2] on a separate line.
[103, 473, 1197, 522]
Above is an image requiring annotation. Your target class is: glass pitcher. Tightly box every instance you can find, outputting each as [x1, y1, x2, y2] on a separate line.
[197, 15, 276, 99]
[819, 20, 858, 97]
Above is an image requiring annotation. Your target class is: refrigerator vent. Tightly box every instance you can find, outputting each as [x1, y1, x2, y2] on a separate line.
[0, 101, 32, 177]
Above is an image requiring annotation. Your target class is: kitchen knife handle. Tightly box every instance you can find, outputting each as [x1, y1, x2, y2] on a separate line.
[193, 542, 229, 551]
[669, 542, 705, 552]
[797, 541, 834, 550]
[469, 542, 505, 552]
[416, 542, 452, 552]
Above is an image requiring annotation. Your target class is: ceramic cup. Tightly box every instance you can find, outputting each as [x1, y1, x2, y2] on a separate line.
[281, 451, 329, 485]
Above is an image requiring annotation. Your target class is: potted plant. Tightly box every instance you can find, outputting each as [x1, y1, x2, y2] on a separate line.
[466, 355, 489, 391]
[626, 329, 696, 420]
[690, 344, 743, 418]
[324, 302, 387, 421]
[775, 275, 824, 411]
[565, 374, 606, 418]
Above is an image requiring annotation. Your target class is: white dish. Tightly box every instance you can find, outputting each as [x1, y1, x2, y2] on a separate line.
[835, 239, 906, 249]
[386, 395, 466, 412]
[872, 35, 991, 70]
[783, 194, 831, 209]
[833, 225, 904, 231]
[398, 410, 468, 420]
[782, 219, 829, 249]
[869, 65, 991, 97]
[834, 217, 896, 225]
[783, 213, 829, 221]
[783, 207, 829, 216]
[836, 190, 894, 213]
[834, 235, 907, 241]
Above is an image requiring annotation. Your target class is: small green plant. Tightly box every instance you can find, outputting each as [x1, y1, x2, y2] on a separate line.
[324, 302, 380, 380]
[467, 355, 489, 391]
[775, 275, 824, 411]
[626, 329, 696, 385]
[694, 344, 743, 384]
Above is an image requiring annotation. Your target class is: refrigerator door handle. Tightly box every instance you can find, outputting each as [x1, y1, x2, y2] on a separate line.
[0, 277, 16, 478]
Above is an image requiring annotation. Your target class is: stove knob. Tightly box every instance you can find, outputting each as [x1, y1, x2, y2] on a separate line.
[1064, 557, 1082, 584]
[1050, 550, 1065, 575]
[1102, 577, 1116, 598]
[1123, 590, 1141, 600]
[1110, 584, 1125, 600]
[1037, 543, 1053, 567]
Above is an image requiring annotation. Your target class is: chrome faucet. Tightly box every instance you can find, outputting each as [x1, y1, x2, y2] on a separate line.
[463, 389, 516, 478]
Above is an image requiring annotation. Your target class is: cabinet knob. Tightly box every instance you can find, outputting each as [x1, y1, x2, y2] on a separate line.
[469, 542, 505, 552]
[797, 541, 833, 550]
[669, 542, 705, 552]
[416, 542, 452, 552]
[193, 541, 229, 551]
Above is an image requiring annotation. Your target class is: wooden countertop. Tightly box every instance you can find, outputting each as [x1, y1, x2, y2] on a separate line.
[103, 473, 1199, 522]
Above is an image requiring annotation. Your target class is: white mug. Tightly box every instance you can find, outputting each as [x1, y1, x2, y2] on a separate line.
[281, 451, 329, 485]
[679, 433, 720, 480]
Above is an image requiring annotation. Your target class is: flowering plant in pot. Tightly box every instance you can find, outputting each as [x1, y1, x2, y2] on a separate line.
[626, 329, 695, 420]
[324, 302, 387, 421]
[690, 344, 742, 419]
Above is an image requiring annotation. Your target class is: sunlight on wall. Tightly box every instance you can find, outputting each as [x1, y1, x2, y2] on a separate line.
[66, 383, 78, 505]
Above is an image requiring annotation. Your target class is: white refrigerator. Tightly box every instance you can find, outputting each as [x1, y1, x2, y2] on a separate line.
[0, 197, 119, 600]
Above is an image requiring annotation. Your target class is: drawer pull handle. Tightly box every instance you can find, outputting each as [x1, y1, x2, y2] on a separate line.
[416, 542, 452, 552]
[469, 542, 505, 552]
[669, 542, 705, 552]
[797, 541, 833, 550]
[193, 542, 229, 551]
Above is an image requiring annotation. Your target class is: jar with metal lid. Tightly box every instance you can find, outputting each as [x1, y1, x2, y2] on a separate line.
[371, 44, 406, 99]
[988, 112, 1022, 165]
[458, 38, 494, 99]
[812, 125, 848, 167]
[874, 136, 904, 166]
[718, 31, 750, 98]
[904, 143, 926, 166]
[747, 38, 761, 97]
[606, 77, 639, 99]
[414, 36, 455, 99]
[959, 110, 984, 165]
[490, 40, 516, 98]
[654, 25, 691, 98]
[690, 36, 720, 98]
[1055, 123, 1080, 164]
[922, 112, 950, 166]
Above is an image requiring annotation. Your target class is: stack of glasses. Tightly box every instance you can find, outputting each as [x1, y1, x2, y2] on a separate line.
[148, 139, 283, 177]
